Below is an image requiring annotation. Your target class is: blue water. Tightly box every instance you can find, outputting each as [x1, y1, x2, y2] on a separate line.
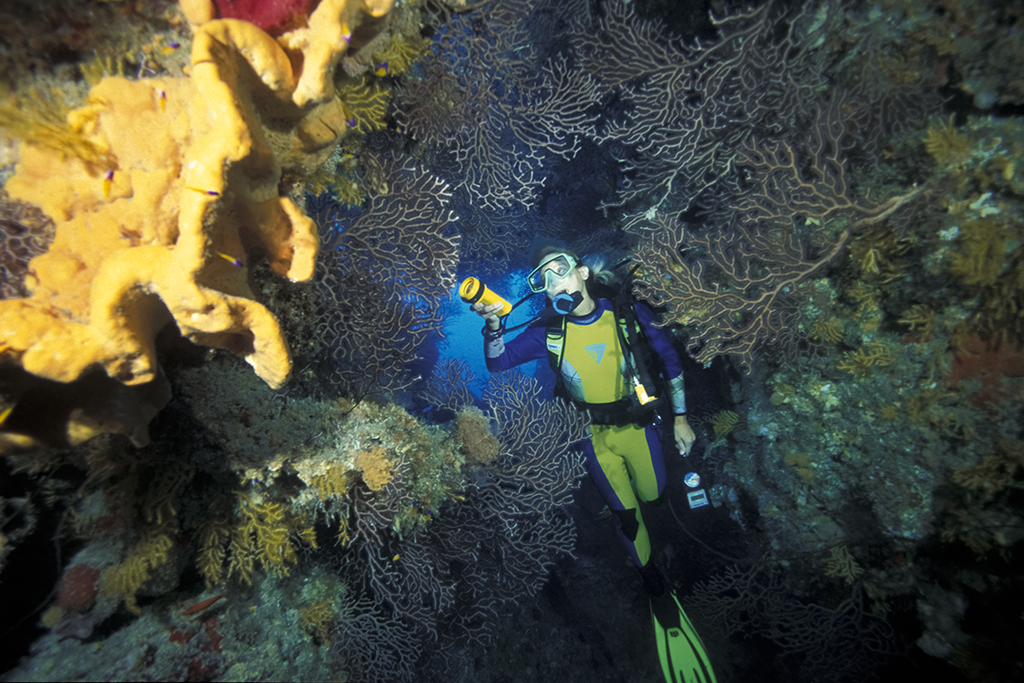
[438, 269, 547, 400]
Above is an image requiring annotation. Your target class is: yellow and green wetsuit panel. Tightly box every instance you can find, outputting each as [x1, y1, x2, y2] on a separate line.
[548, 304, 630, 404]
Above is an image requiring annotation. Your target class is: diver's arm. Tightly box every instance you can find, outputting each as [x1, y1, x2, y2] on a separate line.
[634, 305, 686, 407]
[666, 375, 695, 454]
[473, 302, 547, 372]
[636, 304, 696, 455]
[484, 323, 547, 372]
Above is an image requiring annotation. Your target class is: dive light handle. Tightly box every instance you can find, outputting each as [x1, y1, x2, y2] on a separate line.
[459, 277, 513, 317]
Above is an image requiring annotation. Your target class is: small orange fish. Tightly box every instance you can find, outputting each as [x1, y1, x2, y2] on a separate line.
[182, 593, 226, 616]
[392, 554, 400, 562]
[217, 252, 244, 268]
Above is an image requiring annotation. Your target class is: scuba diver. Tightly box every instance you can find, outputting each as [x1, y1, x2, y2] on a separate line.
[471, 245, 718, 683]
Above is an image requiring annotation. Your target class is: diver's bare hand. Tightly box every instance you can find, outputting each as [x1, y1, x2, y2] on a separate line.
[472, 301, 503, 330]
[675, 415, 696, 456]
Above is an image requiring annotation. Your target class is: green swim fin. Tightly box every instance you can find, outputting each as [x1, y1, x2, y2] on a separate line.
[650, 589, 717, 683]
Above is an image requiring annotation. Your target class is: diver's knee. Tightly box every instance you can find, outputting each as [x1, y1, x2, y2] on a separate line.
[612, 507, 641, 542]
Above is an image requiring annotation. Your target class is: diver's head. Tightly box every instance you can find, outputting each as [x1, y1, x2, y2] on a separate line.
[527, 245, 595, 316]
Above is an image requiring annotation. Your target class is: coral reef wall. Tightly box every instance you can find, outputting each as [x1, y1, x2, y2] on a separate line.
[2, 0, 1024, 681]
[396, 0, 1024, 678]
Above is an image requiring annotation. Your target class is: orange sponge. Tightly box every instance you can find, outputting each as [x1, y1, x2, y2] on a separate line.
[1, 2, 396, 403]
[2, 71, 315, 389]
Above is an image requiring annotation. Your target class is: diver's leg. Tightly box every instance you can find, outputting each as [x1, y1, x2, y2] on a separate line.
[637, 557, 667, 596]
[641, 421, 668, 505]
[610, 422, 666, 505]
[581, 426, 651, 566]
[597, 429, 717, 682]
[603, 422, 667, 565]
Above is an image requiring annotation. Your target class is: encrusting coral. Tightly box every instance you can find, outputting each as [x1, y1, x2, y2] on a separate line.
[0, 1, 397, 437]
[455, 406, 501, 465]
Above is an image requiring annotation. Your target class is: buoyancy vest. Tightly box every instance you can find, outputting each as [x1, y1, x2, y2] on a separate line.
[545, 298, 663, 426]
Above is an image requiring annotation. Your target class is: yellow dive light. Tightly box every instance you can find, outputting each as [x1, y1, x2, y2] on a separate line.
[459, 277, 512, 316]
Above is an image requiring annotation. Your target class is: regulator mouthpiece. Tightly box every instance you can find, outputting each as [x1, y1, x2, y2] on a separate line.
[552, 290, 584, 315]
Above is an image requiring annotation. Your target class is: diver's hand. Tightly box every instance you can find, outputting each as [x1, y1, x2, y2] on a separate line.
[472, 301, 503, 331]
[674, 415, 695, 456]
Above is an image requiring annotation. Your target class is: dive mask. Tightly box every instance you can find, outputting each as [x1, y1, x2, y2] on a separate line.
[527, 253, 578, 293]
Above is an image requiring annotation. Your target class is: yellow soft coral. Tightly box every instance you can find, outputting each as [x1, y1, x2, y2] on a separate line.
[837, 342, 896, 376]
[811, 318, 843, 344]
[711, 410, 744, 439]
[357, 446, 394, 491]
[372, 34, 432, 77]
[949, 218, 1008, 287]
[925, 116, 972, 169]
[311, 463, 351, 499]
[338, 78, 390, 134]
[196, 517, 232, 589]
[228, 493, 315, 583]
[824, 543, 864, 584]
[301, 599, 336, 645]
[0, 88, 113, 169]
[101, 529, 175, 614]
